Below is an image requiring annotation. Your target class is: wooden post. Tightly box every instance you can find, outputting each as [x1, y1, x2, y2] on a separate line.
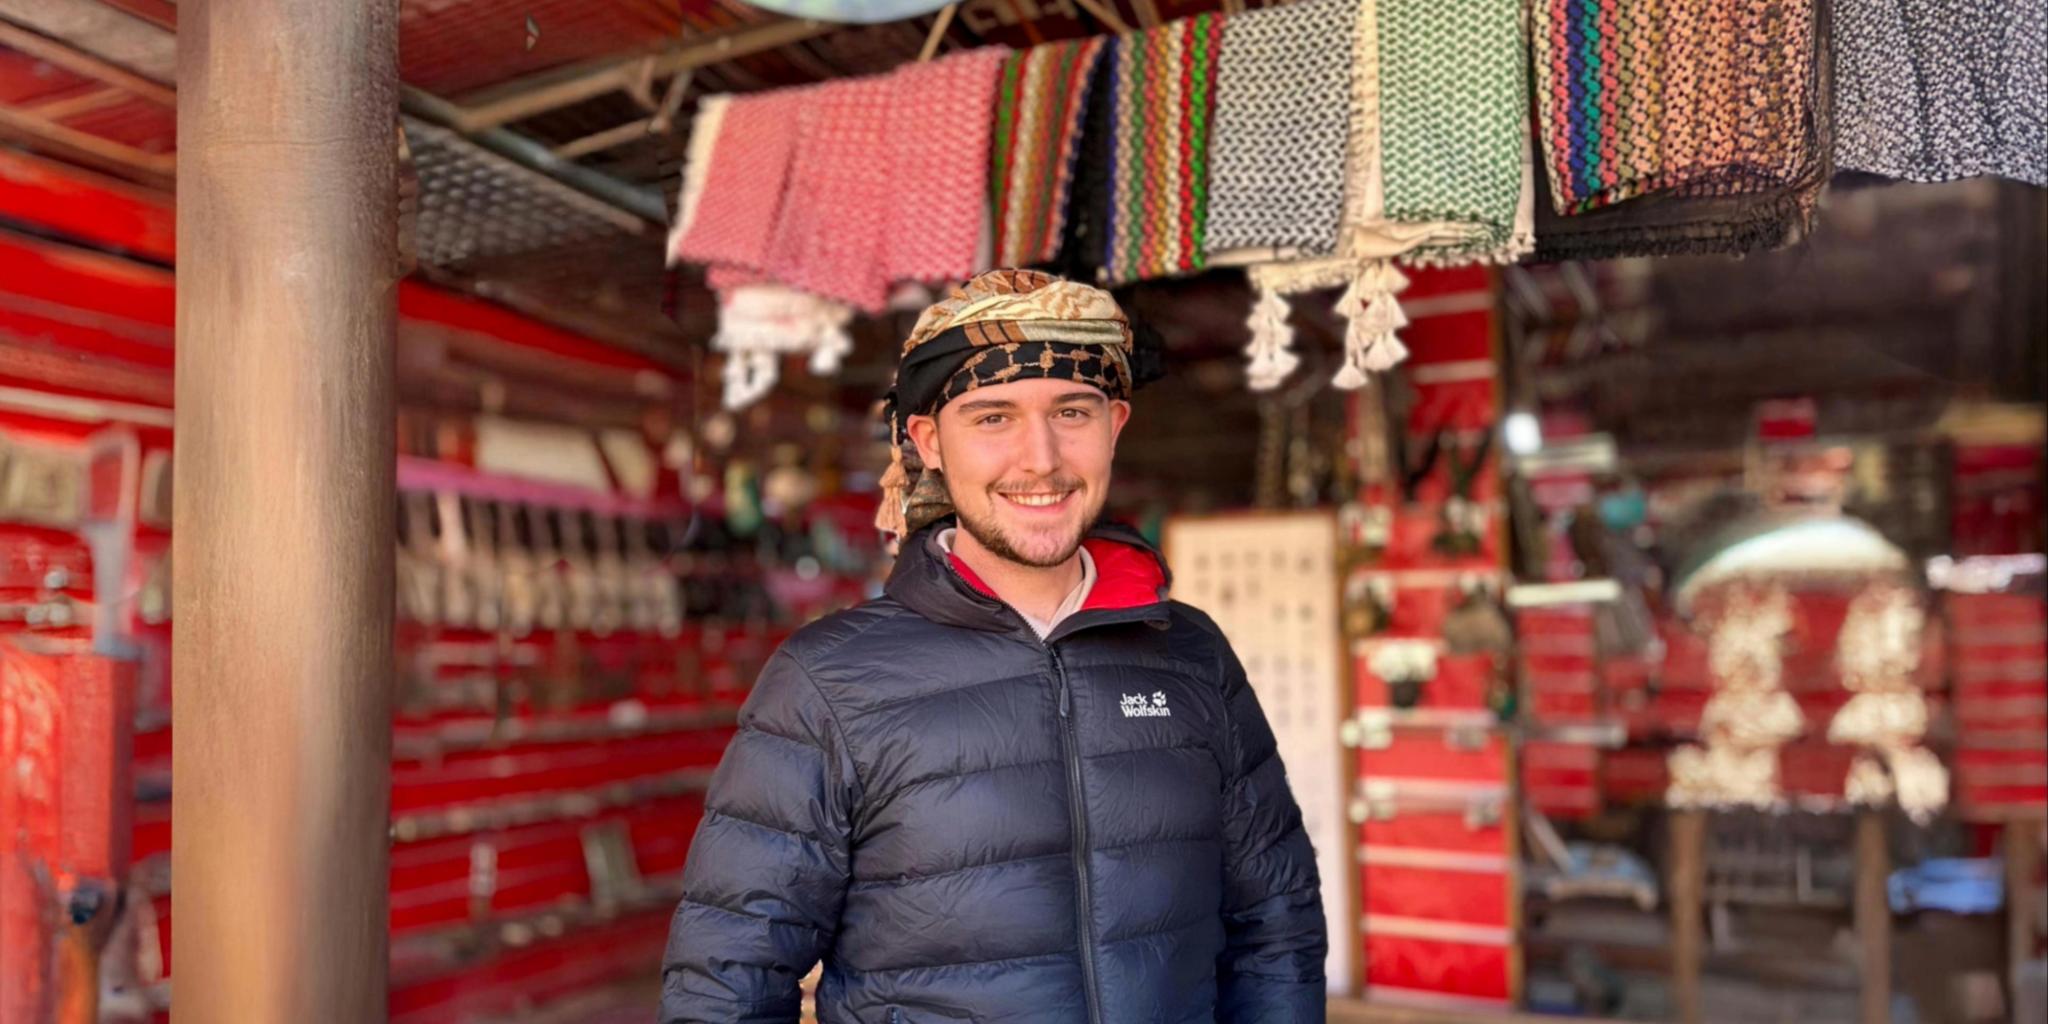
[1854, 812, 1891, 1024]
[2009, 820, 2044, 1016]
[1668, 810, 1706, 1024]
[171, 1, 400, 1021]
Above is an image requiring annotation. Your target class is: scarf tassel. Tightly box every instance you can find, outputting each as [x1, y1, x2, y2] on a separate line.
[720, 348, 780, 413]
[1243, 285, 1301, 392]
[1330, 262, 1411, 390]
[874, 434, 910, 537]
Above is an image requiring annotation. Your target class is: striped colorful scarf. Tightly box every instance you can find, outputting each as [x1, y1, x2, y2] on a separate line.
[1102, 13, 1225, 285]
[1530, 0, 1827, 254]
[992, 38, 1110, 270]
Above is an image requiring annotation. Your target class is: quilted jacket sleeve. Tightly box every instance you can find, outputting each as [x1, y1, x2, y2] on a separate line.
[1214, 636, 1329, 1023]
[661, 649, 858, 1023]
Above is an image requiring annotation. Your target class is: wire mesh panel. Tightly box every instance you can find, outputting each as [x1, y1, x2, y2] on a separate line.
[402, 119, 640, 269]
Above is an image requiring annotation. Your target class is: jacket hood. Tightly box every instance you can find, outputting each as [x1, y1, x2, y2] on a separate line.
[884, 518, 1172, 636]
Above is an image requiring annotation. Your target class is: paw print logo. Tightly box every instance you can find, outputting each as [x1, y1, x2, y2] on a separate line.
[1152, 691, 1168, 707]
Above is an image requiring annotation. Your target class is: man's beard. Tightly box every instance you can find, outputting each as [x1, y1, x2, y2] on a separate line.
[948, 477, 1101, 569]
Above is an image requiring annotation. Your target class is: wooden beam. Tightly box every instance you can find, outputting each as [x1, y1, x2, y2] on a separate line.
[2009, 821, 2045, 1014]
[21, 87, 129, 121]
[0, 18, 174, 107]
[918, 4, 959, 62]
[550, 118, 656, 161]
[1668, 810, 1706, 1024]
[0, 104, 175, 189]
[78, 0, 177, 29]
[649, 69, 693, 134]
[1855, 812, 1891, 1024]
[449, 17, 833, 132]
[1072, 0, 1132, 33]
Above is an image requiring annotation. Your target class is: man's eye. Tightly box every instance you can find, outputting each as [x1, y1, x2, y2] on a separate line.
[977, 415, 1008, 426]
[1057, 408, 1090, 420]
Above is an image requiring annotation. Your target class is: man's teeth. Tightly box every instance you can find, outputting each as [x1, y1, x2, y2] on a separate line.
[1006, 492, 1069, 507]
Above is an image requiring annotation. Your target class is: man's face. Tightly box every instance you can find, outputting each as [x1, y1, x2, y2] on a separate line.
[907, 376, 1131, 568]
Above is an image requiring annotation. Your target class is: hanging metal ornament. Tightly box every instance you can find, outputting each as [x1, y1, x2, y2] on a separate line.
[740, 1, 955, 23]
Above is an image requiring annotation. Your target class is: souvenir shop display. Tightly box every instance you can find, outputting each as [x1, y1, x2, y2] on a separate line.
[1334, 266, 1522, 1009]
[1164, 511, 1355, 993]
[662, 0, 2048, 411]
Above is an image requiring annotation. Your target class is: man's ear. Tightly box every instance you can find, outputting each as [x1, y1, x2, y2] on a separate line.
[905, 413, 942, 472]
[1107, 399, 1132, 452]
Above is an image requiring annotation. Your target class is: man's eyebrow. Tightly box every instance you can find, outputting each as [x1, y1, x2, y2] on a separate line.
[1053, 391, 1109, 406]
[953, 398, 1020, 415]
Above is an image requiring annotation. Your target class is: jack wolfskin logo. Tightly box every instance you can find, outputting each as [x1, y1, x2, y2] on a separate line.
[1120, 691, 1172, 718]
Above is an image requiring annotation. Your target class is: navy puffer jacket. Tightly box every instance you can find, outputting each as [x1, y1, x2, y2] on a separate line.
[661, 522, 1326, 1023]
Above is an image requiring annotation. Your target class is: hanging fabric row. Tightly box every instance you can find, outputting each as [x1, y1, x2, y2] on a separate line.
[667, 0, 2047, 410]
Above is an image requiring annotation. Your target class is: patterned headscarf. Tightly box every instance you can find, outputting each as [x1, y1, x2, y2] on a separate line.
[877, 269, 1137, 537]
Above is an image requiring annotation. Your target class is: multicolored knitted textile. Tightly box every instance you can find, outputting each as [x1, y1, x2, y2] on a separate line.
[1530, 0, 1828, 217]
[1205, 0, 1353, 263]
[1051, 53, 1117, 283]
[1832, 0, 2046, 186]
[1102, 12, 1225, 285]
[1377, 0, 1529, 264]
[670, 89, 803, 274]
[1528, 154, 1803, 263]
[992, 38, 1109, 269]
[884, 48, 1010, 284]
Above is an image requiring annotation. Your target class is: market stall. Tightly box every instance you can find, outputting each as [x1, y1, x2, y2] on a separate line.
[0, 0, 2043, 1021]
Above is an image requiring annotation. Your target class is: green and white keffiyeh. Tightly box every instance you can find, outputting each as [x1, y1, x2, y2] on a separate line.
[1241, 0, 1532, 393]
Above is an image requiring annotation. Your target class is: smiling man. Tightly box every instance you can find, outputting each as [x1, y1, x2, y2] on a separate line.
[661, 270, 1326, 1024]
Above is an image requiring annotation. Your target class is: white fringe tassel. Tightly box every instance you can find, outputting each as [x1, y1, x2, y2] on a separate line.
[1330, 261, 1411, 390]
[1243, 285, 1301, 391]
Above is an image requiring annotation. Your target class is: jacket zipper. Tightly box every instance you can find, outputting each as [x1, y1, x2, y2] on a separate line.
[935, 555, 1113, 1023]
[1049, 645, 1104, 1024]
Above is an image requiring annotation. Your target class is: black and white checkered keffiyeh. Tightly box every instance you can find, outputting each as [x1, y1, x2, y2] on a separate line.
[1204, 0, 1354, 263]
[1832, 0, 2047, 186]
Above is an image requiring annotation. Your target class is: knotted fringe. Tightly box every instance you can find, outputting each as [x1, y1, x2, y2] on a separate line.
[1245, 259, 1413, 392]
[720, 350, 779, 413]
[1243, 285, 1300, 391]
[874, 423, 910, 537]
[1330, 260, 1410, 390]
[711, 286, 855, 411]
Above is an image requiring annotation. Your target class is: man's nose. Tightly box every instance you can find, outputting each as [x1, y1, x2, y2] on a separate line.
[1017, 417, 1061, 476]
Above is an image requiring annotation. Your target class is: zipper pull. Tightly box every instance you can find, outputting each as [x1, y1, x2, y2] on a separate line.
[1050, 648, 1070, 718]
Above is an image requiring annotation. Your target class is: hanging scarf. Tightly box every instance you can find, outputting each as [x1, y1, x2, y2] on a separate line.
[670, 89, 804, 275]
[1102, 13, 1225, 285]
[1831, 0, 2047, 187]
[992, 38, 1111, 270]
[666, 94, 728, 265]
[1377, 0, 1530, 265]
[766, 74, 896, 312]
[1529, 0, 1829, 258]
[1240, 0, 1530, 393]
[1205, 0, 1354, 264]
[764, 49, 1008, 313]
[1051, 53, 1118, 284]
[884, 47, 1011, 285]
